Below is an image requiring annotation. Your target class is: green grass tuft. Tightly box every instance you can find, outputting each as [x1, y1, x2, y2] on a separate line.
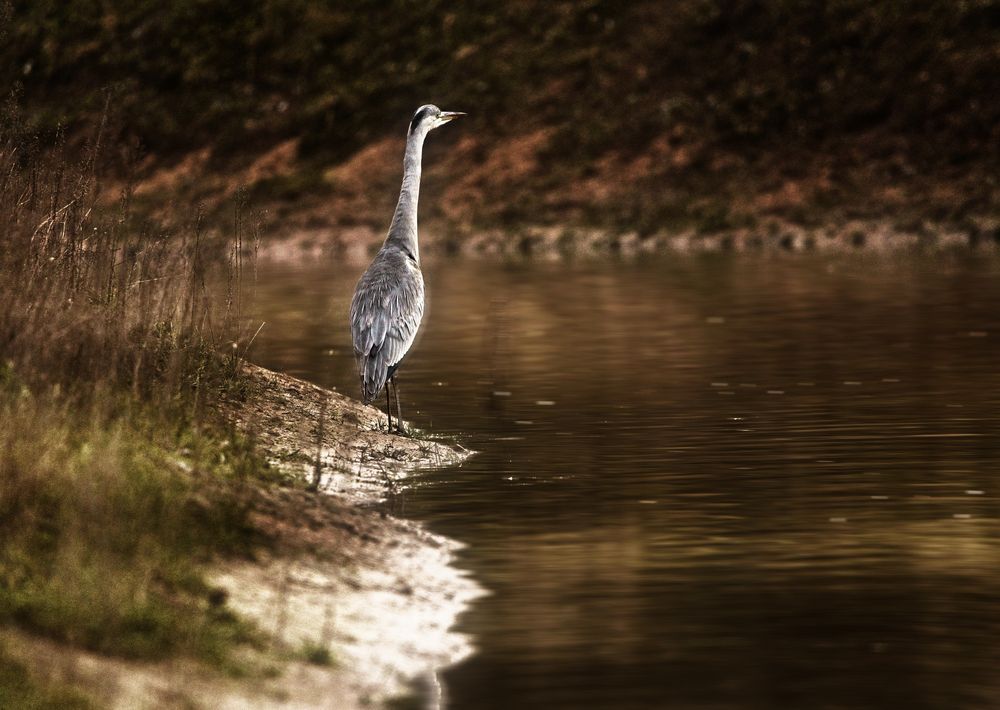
[297, 640, 335, 667]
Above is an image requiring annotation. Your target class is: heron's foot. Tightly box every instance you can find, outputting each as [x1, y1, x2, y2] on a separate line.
[392, 423, 410, 437]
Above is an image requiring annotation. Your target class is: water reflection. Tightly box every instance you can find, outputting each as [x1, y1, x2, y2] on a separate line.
[250, 252, 1000, 709]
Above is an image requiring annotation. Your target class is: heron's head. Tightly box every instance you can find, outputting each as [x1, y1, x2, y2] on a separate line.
[408, 104, 465, 136]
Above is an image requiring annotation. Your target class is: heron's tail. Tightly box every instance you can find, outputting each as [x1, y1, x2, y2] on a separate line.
[358, 351, 388, 404]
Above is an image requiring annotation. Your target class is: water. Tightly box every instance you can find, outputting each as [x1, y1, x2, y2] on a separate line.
[250, 251, 1000, 709]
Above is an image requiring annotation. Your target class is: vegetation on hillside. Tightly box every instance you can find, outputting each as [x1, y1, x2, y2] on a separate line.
[4, 1, 998, 236]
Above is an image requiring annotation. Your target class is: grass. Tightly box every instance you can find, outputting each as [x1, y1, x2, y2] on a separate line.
[297, 640, 335, 667]
[0, 642, 95, 709]
[0, 91, 276, 696]
[0, 386, 261, 663]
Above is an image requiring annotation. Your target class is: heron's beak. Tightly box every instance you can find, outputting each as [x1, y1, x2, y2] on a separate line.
[439, 111, 466, 123]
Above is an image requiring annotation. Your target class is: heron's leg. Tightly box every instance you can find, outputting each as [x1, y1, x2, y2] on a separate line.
[391, 376, 406, 435]
[385, 383, 393, 433]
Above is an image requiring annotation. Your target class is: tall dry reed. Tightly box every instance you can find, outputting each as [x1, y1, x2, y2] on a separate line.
[0, 96, 268, 667]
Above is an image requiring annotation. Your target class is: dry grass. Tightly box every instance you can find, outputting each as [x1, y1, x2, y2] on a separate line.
[0, 95, 273, 689]
[0, 104, 252, 406]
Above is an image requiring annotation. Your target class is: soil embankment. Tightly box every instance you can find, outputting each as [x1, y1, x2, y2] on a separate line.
[215, 364, 482, 708]
[15, 364, 481, 709]
[8, 3, 999, 258]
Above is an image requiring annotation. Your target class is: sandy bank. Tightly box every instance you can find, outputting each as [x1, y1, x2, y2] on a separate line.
[9, 364, 481, 709]
[215, 364, 483, 706]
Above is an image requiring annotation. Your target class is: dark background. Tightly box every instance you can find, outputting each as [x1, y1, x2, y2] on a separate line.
[4, 1, 999, 239]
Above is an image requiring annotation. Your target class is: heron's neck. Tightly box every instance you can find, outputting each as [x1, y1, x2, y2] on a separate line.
[385, 128, 426, 263]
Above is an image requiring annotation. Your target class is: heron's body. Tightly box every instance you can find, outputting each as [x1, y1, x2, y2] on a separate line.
[350, 246, 424, 403]
[350, 105, 463, 430]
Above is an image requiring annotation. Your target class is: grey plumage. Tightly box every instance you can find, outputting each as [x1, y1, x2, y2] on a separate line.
[350, 248, 424, 403]
[349, 105, 464, 429]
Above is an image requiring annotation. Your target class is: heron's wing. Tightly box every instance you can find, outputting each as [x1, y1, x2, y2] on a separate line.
[349, 252, 424, 402]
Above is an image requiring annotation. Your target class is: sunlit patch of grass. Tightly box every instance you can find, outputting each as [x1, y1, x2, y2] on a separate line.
[0, 389, 267, 663]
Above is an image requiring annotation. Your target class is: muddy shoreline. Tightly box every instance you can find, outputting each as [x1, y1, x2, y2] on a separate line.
[215, 364, 483, 708]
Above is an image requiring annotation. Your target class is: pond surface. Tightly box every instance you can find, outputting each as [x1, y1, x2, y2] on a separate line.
[251, 251, 1000, 710]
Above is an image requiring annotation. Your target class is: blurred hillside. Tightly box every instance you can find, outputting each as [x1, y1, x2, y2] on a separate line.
[4, 0, 999, 248]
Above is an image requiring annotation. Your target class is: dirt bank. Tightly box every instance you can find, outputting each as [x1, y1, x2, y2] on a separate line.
[8, 365, 481, 709]
[255, 216, 1000, 264]
[118, 123, 1000, 263]
[11, 1, 1000, 261]
[160, 131, 997, 262]
[215, 364, 483, 707]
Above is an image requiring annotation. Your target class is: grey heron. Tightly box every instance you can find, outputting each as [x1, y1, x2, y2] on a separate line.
[349, 104, 464, 433]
